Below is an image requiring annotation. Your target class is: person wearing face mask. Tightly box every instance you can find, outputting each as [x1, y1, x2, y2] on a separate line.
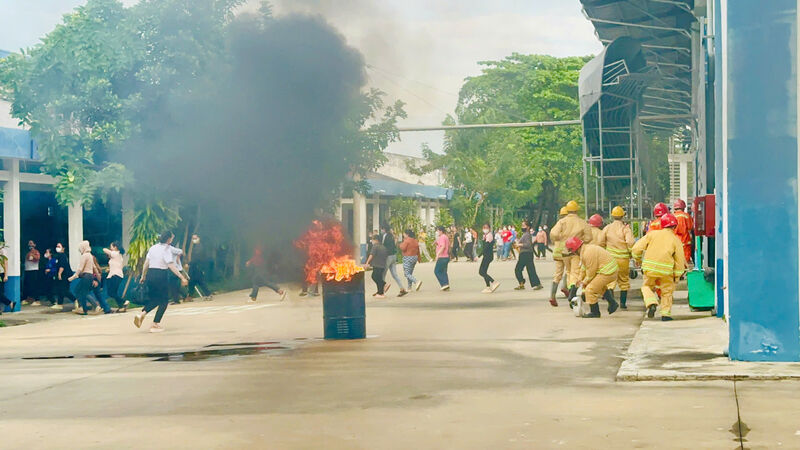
[50, 243, 75, 311]
[186, 234, 212, 301]
[479, 224, 500, 293]
[514, 220, 543, 291]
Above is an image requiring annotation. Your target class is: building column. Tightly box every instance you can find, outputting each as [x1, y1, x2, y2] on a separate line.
[68, 201, 83, 271]
[335, 199, 343, 221]
[372, 195, 380, 232]
[353, 190, 367, 262]
[2, 159, 21, 310]
[722, 0, 799, 361]
[679, 159, 689, 203]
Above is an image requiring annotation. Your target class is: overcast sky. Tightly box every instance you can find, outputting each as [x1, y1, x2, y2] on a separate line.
[0, 0, 602, 156]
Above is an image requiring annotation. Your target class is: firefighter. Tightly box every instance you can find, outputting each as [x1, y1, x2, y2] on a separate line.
[631, 213, 687, 321]
[673, 199, 694, 264]
[549, 207, 569, 307]
[647, 202, 669, 234]
[565, 237, 619, 318]
[550, 200, 593, 303]
[587, 214, 604, 244]
[601, 206, 635, 309]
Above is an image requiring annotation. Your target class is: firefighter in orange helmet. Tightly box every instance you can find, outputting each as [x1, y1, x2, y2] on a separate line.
[647, 202, 669, 234]
[565, 236, 619, 318]
[672, 199, 694, 264]
[632, 213, 687, 321]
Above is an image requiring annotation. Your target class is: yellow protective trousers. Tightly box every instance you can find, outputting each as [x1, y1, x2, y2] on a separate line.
[607, 257, 631, 291]
[565, 254, 581, 288]
[585, 273, 617, 305]
[641, 274, 676, 316]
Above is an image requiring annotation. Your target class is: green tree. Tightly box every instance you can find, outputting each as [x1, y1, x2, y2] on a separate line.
[414, 54, 591, 225]
[387, 198, 423, 237]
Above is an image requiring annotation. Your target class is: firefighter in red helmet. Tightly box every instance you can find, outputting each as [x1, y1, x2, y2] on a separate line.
[647, 202, 669, 235]
[672, 198, 694, 264]
[587, 214, 604, 245]
[565, 236, 619, 318]
[632, 213, 687, 321]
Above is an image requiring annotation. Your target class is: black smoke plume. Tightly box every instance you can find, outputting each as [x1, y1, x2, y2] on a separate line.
[124, 12, 369, 262]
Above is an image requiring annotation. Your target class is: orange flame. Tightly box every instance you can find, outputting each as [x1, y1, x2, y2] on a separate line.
[294, 219, 358, 284]
[320, 256, 365, 282]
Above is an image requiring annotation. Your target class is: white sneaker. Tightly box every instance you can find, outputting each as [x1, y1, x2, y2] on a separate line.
[413, 281, 422, 291]
[32, 301, 41, 306]
[440, 285, 450, 291]
[51, 304, 63, 311]
[149, 323, 164, 333]
[490, 281, 501, 292]
[481, 287, 492, 294]
[133, 312, 145, 328]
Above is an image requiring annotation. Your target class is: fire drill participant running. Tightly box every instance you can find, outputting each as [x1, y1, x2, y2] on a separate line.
[565, 237, 619, 318]
[601, 206, 635, 309]
[648, 202, 669, 234]
[478, 224, 501, 293]
[632, 213, 687, 321]
[673, 199, 694, 264]
[549, 207, 569, 307]
[550, 200, 593, 303]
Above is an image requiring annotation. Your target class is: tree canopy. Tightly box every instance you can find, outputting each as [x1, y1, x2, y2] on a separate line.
[414, 54, 591, 226]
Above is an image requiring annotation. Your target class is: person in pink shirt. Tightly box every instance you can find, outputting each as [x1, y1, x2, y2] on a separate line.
[433, 226, 450, 291]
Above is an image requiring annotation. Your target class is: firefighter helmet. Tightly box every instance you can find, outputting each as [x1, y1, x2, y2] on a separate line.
[653, 202, 669, 218]
[566, 200, 580, 213]
[559, 207, 568, 216]
[611, 206, 625, 218]
[565, 236, 584, 253]
[660, 213, 678, 228]
[588, 214, 603, 228]
[673, 198, 687, 210]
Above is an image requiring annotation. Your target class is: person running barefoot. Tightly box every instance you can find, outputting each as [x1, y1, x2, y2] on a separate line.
[133, 231, 188, 333]
[479, 224, 501, 293]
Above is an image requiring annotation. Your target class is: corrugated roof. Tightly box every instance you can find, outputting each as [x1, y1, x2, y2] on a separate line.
[366, 176, 452, 200]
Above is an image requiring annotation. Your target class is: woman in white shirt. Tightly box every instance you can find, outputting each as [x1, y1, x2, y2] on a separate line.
[103, 241, 127, 312]
[134, 231, 187, 333]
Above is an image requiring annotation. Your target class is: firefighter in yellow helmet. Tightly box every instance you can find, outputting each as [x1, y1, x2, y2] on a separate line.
[632, 213, 687, 321]
[601, 206, 635, 309]
[549, 206, 569, 307]
[550, 200, 592, 303]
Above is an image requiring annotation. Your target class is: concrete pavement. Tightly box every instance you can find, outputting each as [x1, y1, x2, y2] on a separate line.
[0, 257, 797, 449]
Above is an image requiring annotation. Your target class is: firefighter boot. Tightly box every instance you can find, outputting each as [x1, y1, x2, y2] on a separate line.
[604, 290, 619, 315]
[620, 291, 628, 310]
[549, 283, 559, 307]
[582, 302, 601, 318]
[567, 285, 579, 309]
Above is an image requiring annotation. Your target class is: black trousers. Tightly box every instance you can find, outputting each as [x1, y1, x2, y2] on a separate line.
[464, 242, 474, 260]
[479, 254, 494, 286]
[515, 252, 541, 286]
[0, 279, 11, 306]
[371, 267, 386, 294]
[144, 269, 170, 323]
[23, 270, 40, 299]
[106, 275, 124, 306]
[250, 271, 281, 299]
[54, 278, 76, 304]
[188, 263, 210, 297]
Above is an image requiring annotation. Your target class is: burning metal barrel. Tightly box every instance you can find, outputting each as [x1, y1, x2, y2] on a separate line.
[322, 271, 366, 339]
[321, 257, 366, 340]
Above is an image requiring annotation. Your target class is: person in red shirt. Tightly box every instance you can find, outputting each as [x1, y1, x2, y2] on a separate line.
[673, 199, 695, 264]
[500, 226, 512, 260]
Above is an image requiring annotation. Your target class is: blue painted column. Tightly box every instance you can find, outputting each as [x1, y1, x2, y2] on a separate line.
[724, 0, 800, 361]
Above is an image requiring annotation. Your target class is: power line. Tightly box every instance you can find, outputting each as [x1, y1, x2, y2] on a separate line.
[397, 120, 581, 132]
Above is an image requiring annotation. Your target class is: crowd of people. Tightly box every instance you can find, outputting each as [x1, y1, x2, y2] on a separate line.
[363, 220, 548, 297]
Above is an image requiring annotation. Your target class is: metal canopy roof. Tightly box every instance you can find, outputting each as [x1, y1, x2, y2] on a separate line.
[580, 0, 695, 131]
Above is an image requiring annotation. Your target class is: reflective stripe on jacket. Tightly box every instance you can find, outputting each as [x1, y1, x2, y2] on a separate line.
[631, 229, 686, 278]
